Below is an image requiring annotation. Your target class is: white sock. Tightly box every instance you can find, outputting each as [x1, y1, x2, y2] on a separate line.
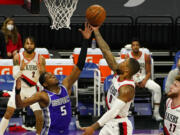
[0, 117, 9, 135]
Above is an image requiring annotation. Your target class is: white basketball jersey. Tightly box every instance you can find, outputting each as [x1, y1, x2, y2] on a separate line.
[164, 98, 180, 135]
[106, 75, 135, 118]
[19, 52, 40, 88]
[128, 51, 146, 83]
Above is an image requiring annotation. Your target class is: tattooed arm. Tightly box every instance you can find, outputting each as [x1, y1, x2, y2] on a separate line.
[93, 29, 118, 73]
[13, 54, 27, 79]
[38, 55, 46, 75]
[13, 54, 21, 79]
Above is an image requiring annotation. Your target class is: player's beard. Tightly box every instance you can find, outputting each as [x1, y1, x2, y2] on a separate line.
[116, 69, 124, 75]
[24, 48, 35, 54]
[133, 49, 139, 54]
[167, 91, 179, 98]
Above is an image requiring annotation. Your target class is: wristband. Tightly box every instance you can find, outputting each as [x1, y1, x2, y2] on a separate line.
[15, 88, 21, 95]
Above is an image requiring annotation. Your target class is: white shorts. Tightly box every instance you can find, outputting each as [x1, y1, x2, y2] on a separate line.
[7, 82, 41, 111]
[99, 117, 133, 135]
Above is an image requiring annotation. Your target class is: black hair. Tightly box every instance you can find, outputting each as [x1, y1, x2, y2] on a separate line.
[131, 37, 140, 44]
[23, 36, 36, 47]
[175, 75, 180, 82]
[39, 72, 47, 87]
[128, 58, 140, 76]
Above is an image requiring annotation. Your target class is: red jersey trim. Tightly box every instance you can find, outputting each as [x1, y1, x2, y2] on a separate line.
[117, 77, 134, 82]
[21, 74, 37, 86]
[131, 51, 143, 60]
[163, 126, 170, 135]
[171, 102, 180, 109]
[118, 84, 135, 92]
[23, 52, 36, 62]
[122, 122, 127, 135]
[36, 86, 39, 92]
[115, 115, 122, 119]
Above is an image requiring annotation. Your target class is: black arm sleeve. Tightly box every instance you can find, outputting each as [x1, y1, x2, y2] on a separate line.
[76, 39, 89, 70]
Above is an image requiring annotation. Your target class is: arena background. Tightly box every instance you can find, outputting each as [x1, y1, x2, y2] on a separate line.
[0, 0, 179, 134]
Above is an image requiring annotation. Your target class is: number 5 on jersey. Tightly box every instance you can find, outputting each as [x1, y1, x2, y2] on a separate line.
[60, 105, 67, 116]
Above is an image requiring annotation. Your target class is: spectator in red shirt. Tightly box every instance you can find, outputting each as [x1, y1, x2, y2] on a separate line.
[1, 18, 22, 58]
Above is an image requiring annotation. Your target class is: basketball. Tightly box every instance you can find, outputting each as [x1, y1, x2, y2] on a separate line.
[86, 4, 106, 26]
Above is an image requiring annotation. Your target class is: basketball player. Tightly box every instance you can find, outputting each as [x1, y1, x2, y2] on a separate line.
[15, 22, 93, 135]
[126, 39, 162, 121]
[81, 26, 140, 135]
[0, 37, 46, 135]
[162, 75, 180, 135]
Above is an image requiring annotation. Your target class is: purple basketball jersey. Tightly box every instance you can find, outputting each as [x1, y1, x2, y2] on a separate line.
[41, 85, 72, 135]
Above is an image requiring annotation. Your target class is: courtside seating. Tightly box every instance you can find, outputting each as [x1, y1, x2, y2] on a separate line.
[163, 52, 180, 91]
[0, 59, 74, 92]
[120, 45, 153, 116]
[120, 45, 154, 80]
[171, 51, 180, 69]
[98, 58, 124, 83]
[73, 48, 103, 116]
[99, 59, 113, 83]
[0, 59, 22, 121]
[0, 59, 13, 91]
[73, 48, 103, 64]
[162, 76, 168, 93]
[0, 75, 14, 91]
[103, 74, 114, 94]
[19, 48, 50, 59]
[77, 63, 101, 117]
[45, 59, 74, 75]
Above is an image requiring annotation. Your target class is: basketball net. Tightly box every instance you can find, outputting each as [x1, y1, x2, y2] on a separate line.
[44, 0, 78, 30]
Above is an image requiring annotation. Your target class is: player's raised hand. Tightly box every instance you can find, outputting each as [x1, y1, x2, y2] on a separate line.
[81, 126, 95, 135]
[78, 22, 93, 39]
[88, 24, 101, 32]
[20, 59, 28, 71]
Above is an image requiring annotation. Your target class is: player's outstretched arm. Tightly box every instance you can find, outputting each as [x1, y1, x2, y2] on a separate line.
[63, 22, 92, 92]
[15, 78, 49, 108]
[92, 27, 118, 73]
[38, 55, 46, 75]
[81, 85, 135, 135]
